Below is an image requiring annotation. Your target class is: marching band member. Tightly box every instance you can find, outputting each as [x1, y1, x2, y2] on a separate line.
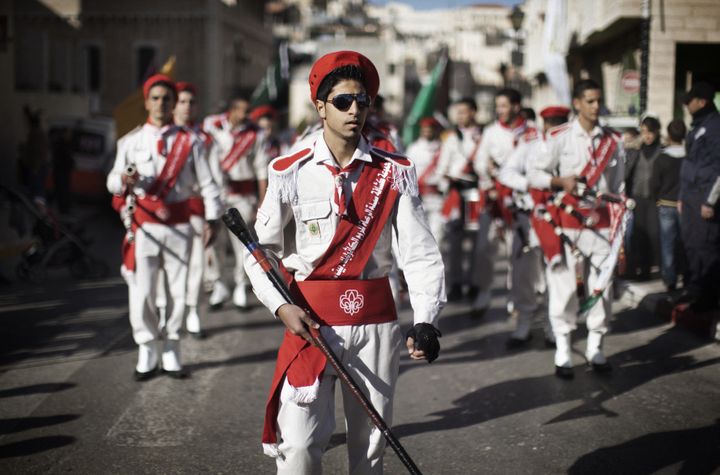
[107, 75, 222, 379]
[244, 51, 445, 474]
[529, 80, 626, 379]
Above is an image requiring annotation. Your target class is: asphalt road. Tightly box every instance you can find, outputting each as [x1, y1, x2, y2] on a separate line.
[1, 207, 719, 474]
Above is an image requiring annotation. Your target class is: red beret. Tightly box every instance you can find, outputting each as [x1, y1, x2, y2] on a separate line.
[308, 50, 380, 102]
[540, 106, 571, 119]
[176, 81, 197, 95]
[419, 117, 441, 128]
[250, 105, 278, 122]
[143, 74, 176, 99]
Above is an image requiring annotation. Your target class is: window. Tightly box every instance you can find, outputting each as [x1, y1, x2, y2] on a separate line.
[135, 45, 158, 87]
[15, 30, 46, 91]
[86, 45, 101, 92]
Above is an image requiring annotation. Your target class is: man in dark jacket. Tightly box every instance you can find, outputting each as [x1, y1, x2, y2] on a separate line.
[679, 81, 720, 310]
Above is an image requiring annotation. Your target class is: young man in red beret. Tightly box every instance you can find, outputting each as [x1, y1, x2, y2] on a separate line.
[406, 116, 445, 241]
[107, 75, 222, 379]
[497, 105, 570, 348]
[169, 81, 217, 338]
[203, 96, 267, 309]
[529, 80, 626, 379]
[244, 51, 445, 474]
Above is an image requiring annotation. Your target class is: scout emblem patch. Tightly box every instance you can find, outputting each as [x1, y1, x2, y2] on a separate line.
[308, 221, 321, 238]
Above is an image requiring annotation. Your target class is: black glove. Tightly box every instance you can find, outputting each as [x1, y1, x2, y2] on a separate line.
[406, 323, 442, 363]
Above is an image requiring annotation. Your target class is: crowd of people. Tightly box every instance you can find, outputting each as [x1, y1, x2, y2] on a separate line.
[101, 50, 719, 474]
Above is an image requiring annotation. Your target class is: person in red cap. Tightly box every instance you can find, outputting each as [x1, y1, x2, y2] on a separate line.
[406, 116, 445, 241]
[251, 105, 287, 164]
[496, 105, 571, 349]
[202, 95, 267, 309]
[529, 79, 626, 379]
[243, 50, 445, 474]
[106, 74, 222, 379]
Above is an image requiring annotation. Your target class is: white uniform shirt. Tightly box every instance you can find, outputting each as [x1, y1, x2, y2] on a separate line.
[528, 118, 625, 195]
[474, 119, 527, 190]
[499, 128, 545, 211]
[436, 126, 481, 192]
[202, 114, 268, 183]
[245, 135, 446, 326]
[106, 123, 223, 220]
[406, 137, 442, 188]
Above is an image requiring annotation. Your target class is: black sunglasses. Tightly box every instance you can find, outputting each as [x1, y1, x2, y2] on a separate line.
[327, 93, 371, 111]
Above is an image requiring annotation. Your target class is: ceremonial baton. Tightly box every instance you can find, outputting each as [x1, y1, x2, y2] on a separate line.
[222, 208, 423, 475]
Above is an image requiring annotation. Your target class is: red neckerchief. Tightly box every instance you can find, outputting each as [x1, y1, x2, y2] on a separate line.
[220, 125, 257, 172]
[322, 160, 363, 218]
[498, 117, 527, 146]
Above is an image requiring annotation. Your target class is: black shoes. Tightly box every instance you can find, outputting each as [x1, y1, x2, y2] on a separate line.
[555, 366, 574, 380]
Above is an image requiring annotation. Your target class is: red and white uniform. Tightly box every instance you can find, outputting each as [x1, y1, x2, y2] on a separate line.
[245, 135, 445, 473]
[107, 123, 222, 345]
[498, 127, 551, 340]
[472, 117, 528, 310]
[435, 126, 483, 293]
[406, 136, 444, 241]
[529, 118, 625, 340]
[203, 113, 268, 291]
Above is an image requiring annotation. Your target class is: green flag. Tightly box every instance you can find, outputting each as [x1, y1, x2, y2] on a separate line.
[402, 54, 447, 146]
[251, 43, 289, 108]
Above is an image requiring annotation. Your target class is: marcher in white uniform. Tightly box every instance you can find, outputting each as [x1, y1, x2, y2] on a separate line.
[436, 98, 482, 303]
[244, 51, 445, 475]
[107, 75, 222, 379]
[203, 98, 268, 309]
[498, 106, 571, 348]
[528, 80, 626, 379]
[472, 88, 528, 315]
[406, 117, 444, 242]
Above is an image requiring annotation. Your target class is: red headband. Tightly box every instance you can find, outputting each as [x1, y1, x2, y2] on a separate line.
[540, 106, 571, 119]
[175, 81, 197, 96]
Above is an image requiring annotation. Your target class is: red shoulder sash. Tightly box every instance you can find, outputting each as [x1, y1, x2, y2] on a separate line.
[221, 128, 258, 172]
[147, 130, 193, 200]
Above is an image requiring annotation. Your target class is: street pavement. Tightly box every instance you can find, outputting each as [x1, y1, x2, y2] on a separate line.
[1, 205, 719, 474]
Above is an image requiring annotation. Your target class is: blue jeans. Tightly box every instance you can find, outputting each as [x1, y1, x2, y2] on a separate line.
[658, 205, 680, 288]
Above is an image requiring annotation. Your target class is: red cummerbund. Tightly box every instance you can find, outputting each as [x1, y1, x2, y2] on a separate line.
[188, 196, 205, 217]
[227, 179, 258, 196]
[135, 197, 191, 225]
[294, 276, 397, 326]
[557, 205, 610, 229]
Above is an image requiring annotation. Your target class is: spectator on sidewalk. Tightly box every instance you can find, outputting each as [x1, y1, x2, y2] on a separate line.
[650, 119, 686, 291]
[19, 106, 50, 210]
[626, 116, 662, 280]
[51, 126, 75, 214]
[679, 82, 720, 312]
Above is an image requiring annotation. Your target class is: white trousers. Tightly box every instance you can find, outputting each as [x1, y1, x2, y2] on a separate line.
[276, 322, 403, 475]
[209, 193, 257, 287]
[546, 228, 613, 336]
[130, 222, 192, 344]
[185, 214, 205, 307]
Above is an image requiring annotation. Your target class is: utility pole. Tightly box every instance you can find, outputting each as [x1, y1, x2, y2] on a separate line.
[640, 0, 650, 114]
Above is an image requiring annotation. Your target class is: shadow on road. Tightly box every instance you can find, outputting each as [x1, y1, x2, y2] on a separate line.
[393, 326, 719, 438]
[0, 414, 80, 435]
[0, 382, 76, 398]
[0, 435, 76, 458]
[568, 419, 720, 475]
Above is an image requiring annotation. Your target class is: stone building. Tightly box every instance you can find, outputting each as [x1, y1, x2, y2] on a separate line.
[520, 0, 720, 130]
[2, 0, 272, 187]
